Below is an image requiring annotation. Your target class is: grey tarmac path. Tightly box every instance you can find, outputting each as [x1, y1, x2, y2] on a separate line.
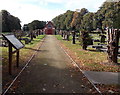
[9, 35, 98, 93]
[83, 71, 120, 85]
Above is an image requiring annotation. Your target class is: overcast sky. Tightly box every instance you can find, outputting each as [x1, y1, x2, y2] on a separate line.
[0, 0, 106, 26]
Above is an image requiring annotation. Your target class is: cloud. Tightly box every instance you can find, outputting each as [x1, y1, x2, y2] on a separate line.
[17, 4, 64, 25]
[0, 0, 65, 26]
[64, 0, 106, 12]
[45, 0, 64, 3]
[0, 0, 106, 26]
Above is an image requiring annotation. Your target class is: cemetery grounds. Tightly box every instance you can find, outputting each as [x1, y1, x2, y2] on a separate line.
[1, 32, 120, 94]
[55, 33, 120, 93]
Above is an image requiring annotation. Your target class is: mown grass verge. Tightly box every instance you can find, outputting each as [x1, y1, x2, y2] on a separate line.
[1, 35, 45, 67]
[56, 35, 120, 72]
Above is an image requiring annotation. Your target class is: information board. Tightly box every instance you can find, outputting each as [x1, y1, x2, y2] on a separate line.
[2, 34, 24, 49]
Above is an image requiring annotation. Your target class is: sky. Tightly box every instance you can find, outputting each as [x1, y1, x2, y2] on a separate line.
[0, 0, 106, 26]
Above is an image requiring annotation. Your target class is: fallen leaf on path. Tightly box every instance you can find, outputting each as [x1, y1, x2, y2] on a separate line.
[108, 90, 114, 93]
[89, 89, 92, 92]
[81, 85, 85, 88]
[44, 64, 47, 65]
[72, 90, 76, 93]
[43, 88, 46, 91]
[72, 64, 76, 67]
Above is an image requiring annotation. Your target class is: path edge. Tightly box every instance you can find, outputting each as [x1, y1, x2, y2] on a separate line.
[56, 37, 102, 95]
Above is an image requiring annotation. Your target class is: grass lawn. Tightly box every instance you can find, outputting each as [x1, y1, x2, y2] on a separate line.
[1, 35, 45, 67]
[56, 35, 120, 72]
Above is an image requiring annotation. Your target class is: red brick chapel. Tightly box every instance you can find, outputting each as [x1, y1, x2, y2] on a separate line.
[44, 21, 55, 35]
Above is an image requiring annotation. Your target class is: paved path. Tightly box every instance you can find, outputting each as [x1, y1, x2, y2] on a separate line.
[10, 35, 97, 93]
[83, 71, 120, 85]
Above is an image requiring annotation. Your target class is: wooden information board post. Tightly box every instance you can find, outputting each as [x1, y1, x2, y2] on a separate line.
[2, 34, 24, 75]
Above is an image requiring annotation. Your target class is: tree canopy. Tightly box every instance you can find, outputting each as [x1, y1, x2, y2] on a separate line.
[1, 10, 21, 32]
[52, 1, 120, 32]
[52, 10, 74, 30]
[27, 20, 46, 30]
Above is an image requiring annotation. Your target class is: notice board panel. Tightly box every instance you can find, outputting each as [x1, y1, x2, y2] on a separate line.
[2, 34, 24, 49]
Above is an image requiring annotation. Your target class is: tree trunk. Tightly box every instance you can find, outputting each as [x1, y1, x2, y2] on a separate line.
[61, 31, 63, 37]
[81, 31, 88, 50]
[67, 31, 70, 41]
[107, 28, 120, 64]
[30, 30, 33, 41]
[82, 45, 87, 50]
[72, 32, 76, 44]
